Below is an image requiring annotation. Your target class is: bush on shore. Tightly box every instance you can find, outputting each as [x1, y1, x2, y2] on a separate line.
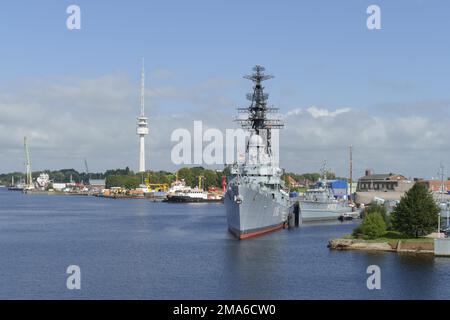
[353, 211, 387, 239]
[365, 202, 390, 229]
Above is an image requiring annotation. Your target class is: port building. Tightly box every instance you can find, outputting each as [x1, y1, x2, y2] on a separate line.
[420, 180, 450, 194]
[355, 171, 414, 205]
[357, 172, 412, 192]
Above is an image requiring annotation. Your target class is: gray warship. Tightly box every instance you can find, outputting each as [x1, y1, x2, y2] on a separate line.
[299, 162, 355, 222]
[224, 66, 295, 239]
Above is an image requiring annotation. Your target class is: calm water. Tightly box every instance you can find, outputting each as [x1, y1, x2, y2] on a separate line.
[0, 188, 449, 299]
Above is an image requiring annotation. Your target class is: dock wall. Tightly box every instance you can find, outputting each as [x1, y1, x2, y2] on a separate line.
[434, 239, 450, 256]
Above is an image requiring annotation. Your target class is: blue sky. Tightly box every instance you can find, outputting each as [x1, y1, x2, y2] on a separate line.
[1, 1, 450, 178]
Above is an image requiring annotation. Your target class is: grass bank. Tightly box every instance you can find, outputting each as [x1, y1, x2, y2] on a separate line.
[330, 231, 434, 254]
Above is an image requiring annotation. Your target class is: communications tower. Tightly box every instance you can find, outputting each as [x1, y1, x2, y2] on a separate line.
[136, 59, 148, 172]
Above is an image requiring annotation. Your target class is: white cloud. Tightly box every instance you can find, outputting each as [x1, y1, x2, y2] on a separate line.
[285, 108, 303, 117]
[306, 106, 351, 118]
[281, 106, 450, 178]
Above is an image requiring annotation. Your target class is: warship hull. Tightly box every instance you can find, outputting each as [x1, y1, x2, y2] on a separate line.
[299, 201, 353, 222]
[225, 184, 290, 239]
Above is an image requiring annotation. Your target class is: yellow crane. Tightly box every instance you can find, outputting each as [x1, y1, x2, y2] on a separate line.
[144, 174, 168, 192]
[198, 175, 204, 191]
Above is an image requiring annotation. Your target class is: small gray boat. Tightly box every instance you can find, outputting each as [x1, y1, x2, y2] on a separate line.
[299, 163, 355, 222]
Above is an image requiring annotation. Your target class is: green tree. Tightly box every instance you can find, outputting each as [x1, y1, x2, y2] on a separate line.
[360, 212, 387, 239]
[51, 171, 65, 183]
[325, 171, 336, 180]
[177, 167, 194, 186]
[123, 176, 140, 190]
[391, 182, 439, 238]
[366, 202, 390, 229]
[222, 165, 231, 178]
[301, 173, 321, 182]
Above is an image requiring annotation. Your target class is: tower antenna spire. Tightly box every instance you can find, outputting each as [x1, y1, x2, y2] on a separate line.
[140, 57, 145, 117]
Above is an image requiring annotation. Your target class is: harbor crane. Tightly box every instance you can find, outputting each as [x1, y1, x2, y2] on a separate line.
[84, 158, 90, 184]
[24, 137, 34, 190]
[145, 173, 168, 192]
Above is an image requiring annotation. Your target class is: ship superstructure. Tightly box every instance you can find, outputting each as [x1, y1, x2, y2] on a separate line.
[224, 66, 293, 239]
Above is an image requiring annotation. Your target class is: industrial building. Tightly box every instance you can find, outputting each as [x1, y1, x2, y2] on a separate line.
[420, 180, 450, 193]
[357, 171, 412, 192]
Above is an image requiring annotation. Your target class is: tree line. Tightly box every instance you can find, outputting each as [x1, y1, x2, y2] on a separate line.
[1, 166, 346, 191]
[0, 167, 133, 185]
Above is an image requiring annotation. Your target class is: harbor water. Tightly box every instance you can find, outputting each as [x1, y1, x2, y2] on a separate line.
[0, 188, 449, 299]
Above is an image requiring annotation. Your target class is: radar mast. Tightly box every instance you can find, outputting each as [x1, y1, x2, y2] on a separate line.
[235, 65, 283, 155]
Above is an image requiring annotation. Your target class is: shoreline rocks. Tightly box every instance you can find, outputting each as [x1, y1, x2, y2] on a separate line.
[328, 238, 434, 254]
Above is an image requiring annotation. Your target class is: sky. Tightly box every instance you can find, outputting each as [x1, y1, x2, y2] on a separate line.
[1, 0, 450, 179]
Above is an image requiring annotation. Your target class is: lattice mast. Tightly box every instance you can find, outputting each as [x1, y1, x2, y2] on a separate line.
[236, 65, 283, 155]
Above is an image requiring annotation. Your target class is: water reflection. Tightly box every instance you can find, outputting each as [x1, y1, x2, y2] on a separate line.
[221, 235, 287, 299]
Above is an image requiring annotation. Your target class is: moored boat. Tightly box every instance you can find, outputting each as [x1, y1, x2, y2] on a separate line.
[299, 163, 354, 222]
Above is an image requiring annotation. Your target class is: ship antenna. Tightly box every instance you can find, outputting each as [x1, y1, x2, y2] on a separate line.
[349, 145, 353, 203]
[321, 160, 328, 186]
[236, 65, 284, 155]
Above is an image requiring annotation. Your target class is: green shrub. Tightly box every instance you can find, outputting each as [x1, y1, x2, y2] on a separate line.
[366, 202, 391, 229]
[352, 225, 363, 237]
[383, 231, 408, 239]
[360, 212, 387, 239]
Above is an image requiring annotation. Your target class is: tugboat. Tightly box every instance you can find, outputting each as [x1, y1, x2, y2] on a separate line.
[224, 66, 295, 239]
[165, 188, 222, 203]
[166, 176, 223, 203]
